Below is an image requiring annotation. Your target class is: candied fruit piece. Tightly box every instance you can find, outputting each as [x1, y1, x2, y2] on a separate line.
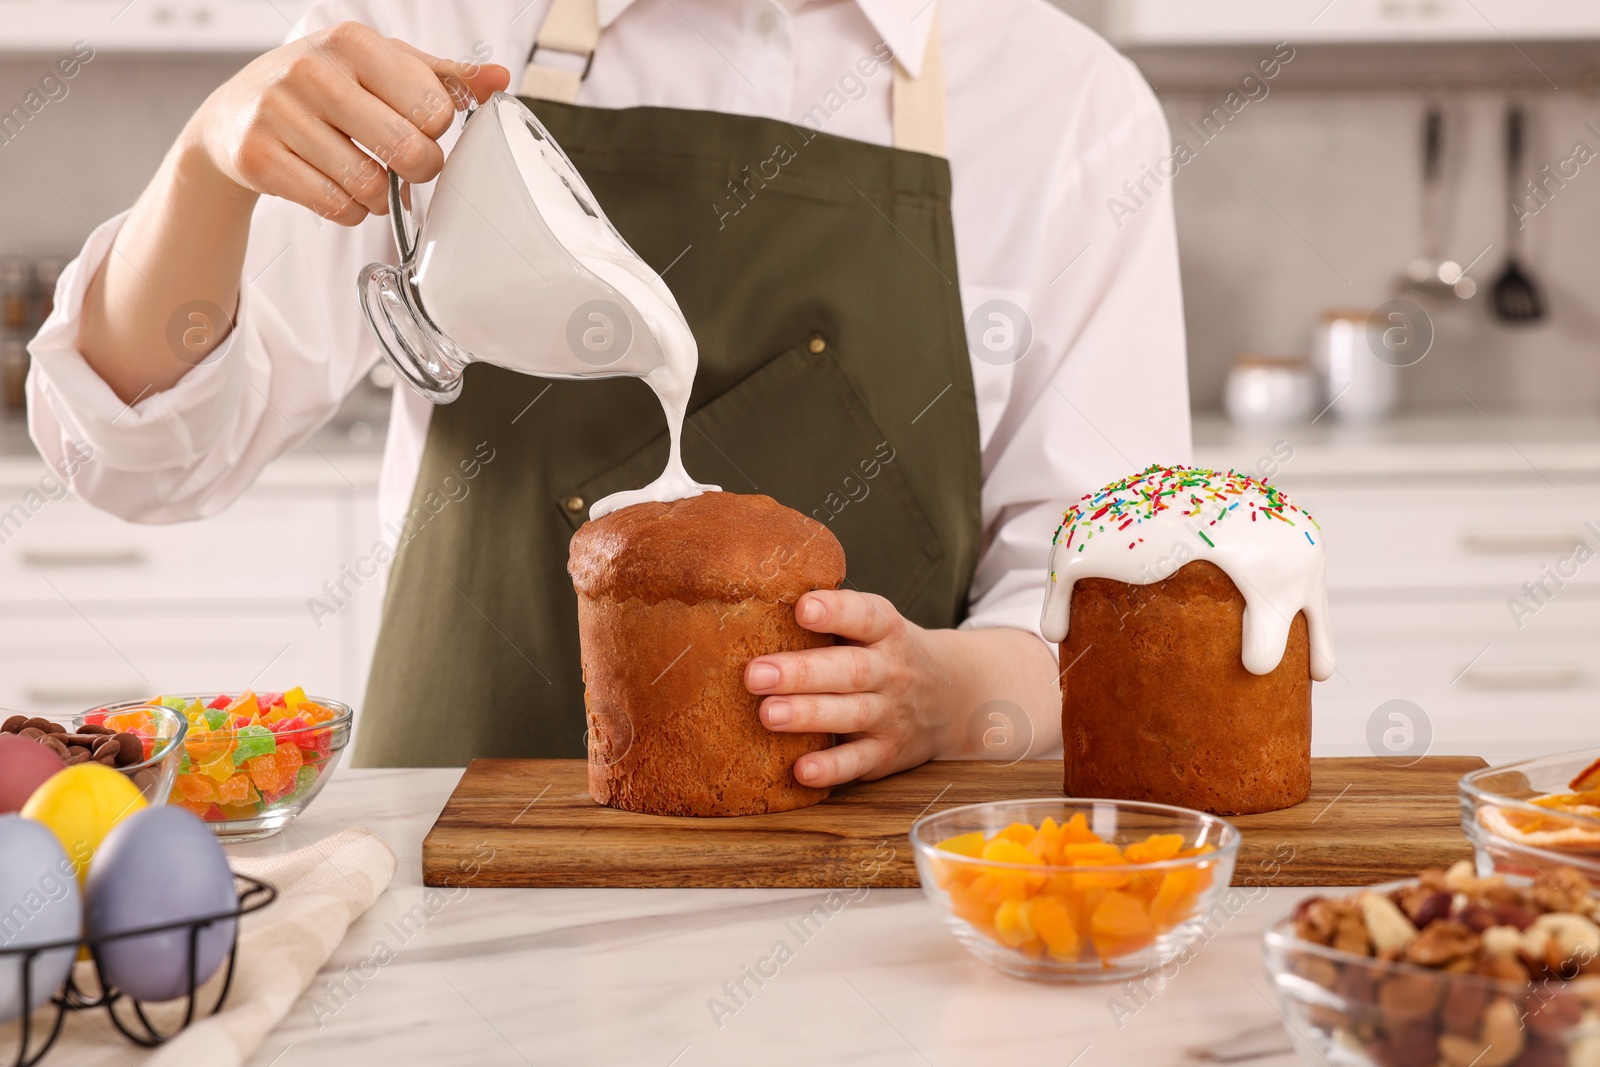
[283, 686, 306, 710]
[217, 774, 251, 804]
[300, 727, 332, 757]
[247, 753, 290, 793]
[218, 802, 258, 821]
[286, 765, 320, 800]
[232, 724, 277, 765]
[207, 693, 231, 709]
[199, 749, 238, 783]
[227, 691, 261, 721]
[301, 701, 335, 724]
[175, 773, 217, 803]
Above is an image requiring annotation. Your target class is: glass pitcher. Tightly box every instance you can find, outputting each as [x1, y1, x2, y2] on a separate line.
[358, 92, 692, 404]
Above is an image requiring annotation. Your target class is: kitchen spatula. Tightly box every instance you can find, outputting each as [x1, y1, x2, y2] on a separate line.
[1493, 103, 1546, 324]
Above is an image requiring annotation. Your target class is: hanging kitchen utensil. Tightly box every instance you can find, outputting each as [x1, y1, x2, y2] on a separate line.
[1403, 105, 1475, 301]
[1491, 102, 1546, 324]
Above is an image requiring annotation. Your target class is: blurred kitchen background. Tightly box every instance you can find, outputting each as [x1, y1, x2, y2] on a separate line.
[2, 0, 1599, 761]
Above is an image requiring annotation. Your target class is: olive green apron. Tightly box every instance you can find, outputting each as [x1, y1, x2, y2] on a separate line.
[355, 22, 981, 766]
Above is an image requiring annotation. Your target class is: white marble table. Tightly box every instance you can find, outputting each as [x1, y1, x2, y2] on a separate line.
[202, 767, 1320, 1067]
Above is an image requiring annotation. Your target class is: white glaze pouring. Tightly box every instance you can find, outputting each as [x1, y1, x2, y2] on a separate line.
[1039, 466, 1334, 680]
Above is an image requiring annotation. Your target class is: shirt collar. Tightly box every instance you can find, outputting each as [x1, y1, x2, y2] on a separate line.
[593, 0, 939, 78]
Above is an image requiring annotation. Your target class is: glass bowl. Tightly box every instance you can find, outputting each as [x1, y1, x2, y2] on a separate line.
[15, 706, 188, 806]
[909, 798, 1239, 983]
[1461, 749, 1600, 884]
[1263, 880, 1600, 1067]
[89, 693, 351, 842]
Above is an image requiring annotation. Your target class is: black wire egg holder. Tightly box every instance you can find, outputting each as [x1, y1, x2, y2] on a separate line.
[3, 874, 276, 1067]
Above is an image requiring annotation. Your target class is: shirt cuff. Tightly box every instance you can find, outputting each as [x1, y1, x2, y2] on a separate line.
[27, 210, 252, 474]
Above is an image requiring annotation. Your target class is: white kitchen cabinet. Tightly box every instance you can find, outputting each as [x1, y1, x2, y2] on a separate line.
[1286, 479, 1600, 594]
[1309, 597, 1600, 761]
[1107, 0, 1600, 46]
[0, 487, 341, 604]
[0, 451, 380, 722]
[1262, 471, 1600, 762]
[0, 0, 311, 54]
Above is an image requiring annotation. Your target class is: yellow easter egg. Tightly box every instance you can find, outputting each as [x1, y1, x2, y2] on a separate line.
[20, 763, 148, 882]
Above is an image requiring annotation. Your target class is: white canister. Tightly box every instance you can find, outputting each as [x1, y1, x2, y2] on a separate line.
[1223, 356, 1316, 425]
[1312, 309, 1400, 423]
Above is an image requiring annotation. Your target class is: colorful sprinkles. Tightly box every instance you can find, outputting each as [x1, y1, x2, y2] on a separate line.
[1050, 464, 1319, 554]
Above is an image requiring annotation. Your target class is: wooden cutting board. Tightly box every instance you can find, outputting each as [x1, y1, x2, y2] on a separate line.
[422, 756, 1487, 889]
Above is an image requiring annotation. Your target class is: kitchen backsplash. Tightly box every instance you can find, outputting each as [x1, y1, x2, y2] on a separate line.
[4, 47, 1600, 416]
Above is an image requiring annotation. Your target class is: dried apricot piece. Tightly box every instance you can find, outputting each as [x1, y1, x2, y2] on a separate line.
[1030, 895, 1081, 961]
[1062, 812, 1100, 844]
[981, 839, 1039, 864]
[1091, 890, 1152, 941]
[1124, 833, 1185, 864]
[1149, 867, 1202, 924]
[938, 831, 986, 858]
[994, 898, 1036, 947]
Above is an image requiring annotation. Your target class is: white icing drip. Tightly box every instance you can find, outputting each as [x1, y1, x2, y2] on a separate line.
[1039, 466, 1334, 680]
[494, 99, 718, 521]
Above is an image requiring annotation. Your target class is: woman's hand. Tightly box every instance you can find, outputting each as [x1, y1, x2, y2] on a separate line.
[744, 590, 1061, 788]
[183, 22, 510, 224]
[81, 22, 510, 401]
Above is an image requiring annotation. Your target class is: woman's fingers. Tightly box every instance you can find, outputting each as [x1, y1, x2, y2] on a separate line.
[760, 692, 883, 734]
[192, 22, 513, 222]
[794, 737, 892, 788]
[232, 138, 368, 225]
[277, 108, 392, 215]
[795, 589, 897, 642]
[746, 643, 886, 696]
[389, 38, 510, 109]
[312, 71, 444, 187]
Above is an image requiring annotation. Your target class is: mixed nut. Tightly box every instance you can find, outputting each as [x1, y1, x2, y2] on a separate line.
[1, 714, 159, 793]
[1288, 861, 1600, 1067]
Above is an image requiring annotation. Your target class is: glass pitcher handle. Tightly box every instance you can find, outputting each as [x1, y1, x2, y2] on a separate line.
[387, 171, 417, 265]
[387, 92, 478, 264]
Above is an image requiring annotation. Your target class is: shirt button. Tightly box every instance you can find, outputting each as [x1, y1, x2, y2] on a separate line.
[808, 335, 826, 354]
[756, 9, 778, 34]
[563, 495, 586, 514]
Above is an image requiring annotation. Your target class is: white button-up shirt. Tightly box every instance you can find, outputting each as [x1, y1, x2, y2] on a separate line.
[26, 0, 1191, 646]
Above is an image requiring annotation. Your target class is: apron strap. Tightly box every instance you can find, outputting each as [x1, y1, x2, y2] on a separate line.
[519, 0, 601, 104]
[890, 10, 945, 157]
[517, 0, 947, 156]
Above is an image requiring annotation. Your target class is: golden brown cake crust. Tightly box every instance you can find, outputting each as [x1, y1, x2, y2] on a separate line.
[568, 492, 846, 605]
[1060, 559, 1312, 816]
[580, 595, 832, 816]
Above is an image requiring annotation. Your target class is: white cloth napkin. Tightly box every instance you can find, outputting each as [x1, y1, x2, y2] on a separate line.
[2, 827, 396, 1067]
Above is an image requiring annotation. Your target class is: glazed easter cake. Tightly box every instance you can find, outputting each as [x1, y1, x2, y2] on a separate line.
[1040, 465, 1334, 816]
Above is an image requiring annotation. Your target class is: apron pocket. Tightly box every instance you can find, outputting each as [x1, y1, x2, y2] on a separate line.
[559, 337, 945, 609]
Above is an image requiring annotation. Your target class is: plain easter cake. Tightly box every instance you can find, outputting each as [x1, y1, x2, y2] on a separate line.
[567, 492, 845, 816]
